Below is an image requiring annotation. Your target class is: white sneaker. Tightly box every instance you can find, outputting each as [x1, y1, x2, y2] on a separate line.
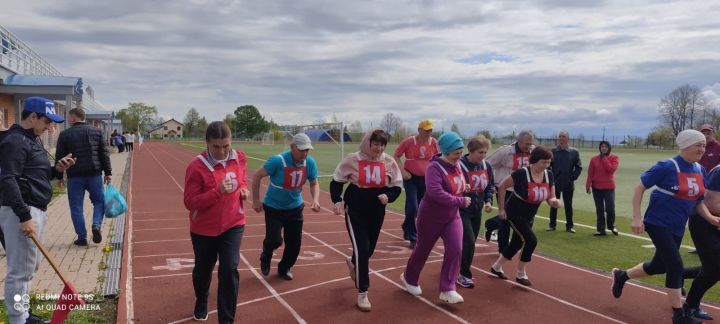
[490, 232, 498, 241]
[401, 273, 422, 296]
[357, 292, 371, 311]
[439, 290, 464, 304]
[346, 258, 356, 282]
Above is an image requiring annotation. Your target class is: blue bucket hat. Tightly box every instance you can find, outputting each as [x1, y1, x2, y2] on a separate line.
[438, 132, 464, 155]
[23, 97, 64, 123]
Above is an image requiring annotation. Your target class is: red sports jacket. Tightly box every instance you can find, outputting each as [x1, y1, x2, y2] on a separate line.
[183, 150, 248, 236]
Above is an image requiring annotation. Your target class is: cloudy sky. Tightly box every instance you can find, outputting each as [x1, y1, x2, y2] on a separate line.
[2, 0, 720, 139]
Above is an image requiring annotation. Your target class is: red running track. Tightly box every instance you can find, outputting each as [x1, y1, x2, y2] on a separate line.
[119, 142, 720, 323]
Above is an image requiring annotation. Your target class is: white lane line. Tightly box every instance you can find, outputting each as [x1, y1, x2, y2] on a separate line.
[160, 147, 470, 323]
[137, 256, 446, 280]
[238, 253, 307, 323]
[532, 214, 696, 250]
[162, 144, 613, 321]
[133, 231, 350, 244]
[156, 143, 672, 320]
[374, 208, 626, 323]
[302, 230, 471, 324]
[125, 150, 137, 324]
[146, 146, 306, 323]
[133, 241, 411, 258]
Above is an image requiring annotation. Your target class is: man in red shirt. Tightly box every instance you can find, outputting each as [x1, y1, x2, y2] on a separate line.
[699, 124, 720, 171]
[394, 120, 440, 248]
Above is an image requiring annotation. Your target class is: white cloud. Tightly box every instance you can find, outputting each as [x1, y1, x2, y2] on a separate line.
[1, 0, 719, 139]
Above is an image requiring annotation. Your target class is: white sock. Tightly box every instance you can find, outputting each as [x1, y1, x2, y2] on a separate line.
[517, 271, 528, 279]
[492, 263, 503, 272]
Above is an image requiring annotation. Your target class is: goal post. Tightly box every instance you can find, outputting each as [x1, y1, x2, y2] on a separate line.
[261, 132, 275, 145]
[279, 122, 347, 178]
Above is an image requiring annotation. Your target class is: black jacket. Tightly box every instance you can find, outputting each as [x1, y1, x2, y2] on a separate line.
[55, 122, 111, 179]
[459, 155, 495, 215]
[550, 146, 582, 188]
[0, 124, 60, 221]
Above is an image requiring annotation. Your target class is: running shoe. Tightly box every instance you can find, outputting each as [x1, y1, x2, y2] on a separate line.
[456, 275, 475, 288]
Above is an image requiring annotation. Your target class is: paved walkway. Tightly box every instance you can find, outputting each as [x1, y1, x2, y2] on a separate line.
[0, 151, 130, 297]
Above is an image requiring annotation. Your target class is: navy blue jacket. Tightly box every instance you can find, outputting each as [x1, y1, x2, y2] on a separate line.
[459, 154, 495, 216]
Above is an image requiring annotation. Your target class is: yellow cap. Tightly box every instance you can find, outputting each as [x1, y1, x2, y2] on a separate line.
[418, 119, 434, 131]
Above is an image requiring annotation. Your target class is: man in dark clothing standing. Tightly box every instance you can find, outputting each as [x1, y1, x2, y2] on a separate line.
[547, 131, 582, 233]
[55, 108, 112, 246]
[0, 97, 76, 324]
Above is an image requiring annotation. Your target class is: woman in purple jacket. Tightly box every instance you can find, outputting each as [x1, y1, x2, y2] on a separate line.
[401, 132, 471, 304]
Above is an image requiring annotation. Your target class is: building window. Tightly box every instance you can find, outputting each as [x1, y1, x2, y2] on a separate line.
[2, 108, 7, 128]
[177, 126, 181, 131]
[164, 126, 167, 130]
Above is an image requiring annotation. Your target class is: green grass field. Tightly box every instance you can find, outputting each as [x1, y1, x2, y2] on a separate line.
[177, 140, 720, 304]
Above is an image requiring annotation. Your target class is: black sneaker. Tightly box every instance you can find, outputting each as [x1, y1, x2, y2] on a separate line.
[73, 238, 88, 246]
[279, 270, 294, 280]
[672, 313, 702, 324]
[566, 228, 576, 233]
[193, 300, 208, 321]
[516, 277, 533, 286]
[92, 226, 102, 244]
[484, 230, 492, 242]
[593, 231, 607, 236]
[610, 228, 619, 236]
[689, 307, 714, 321]
[611, 268, 627, 298]
[490, 267, 508, 280]
[260, 253, 271, 277]
[545, 227, 556, 231]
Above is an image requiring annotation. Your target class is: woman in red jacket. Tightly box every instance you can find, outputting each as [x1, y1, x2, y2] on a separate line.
[183, 121, 249, 323]
[586, 141, 620, 236]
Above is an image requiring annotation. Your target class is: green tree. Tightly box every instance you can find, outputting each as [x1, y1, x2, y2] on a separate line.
[646, 126, 675, 149]
[231, 105, 269, 138]
[183, 108, 201, 138]
[197, 117, 208, 136]
[223, 114, 235, 135]
[117, 102, 157, 132]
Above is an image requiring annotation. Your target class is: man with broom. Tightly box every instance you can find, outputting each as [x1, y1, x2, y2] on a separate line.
[0, 97, 76, 324]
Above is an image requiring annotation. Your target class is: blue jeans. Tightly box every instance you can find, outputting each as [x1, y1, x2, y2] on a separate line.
[402, 175, 426, 242]
[67, 176, 105, 239]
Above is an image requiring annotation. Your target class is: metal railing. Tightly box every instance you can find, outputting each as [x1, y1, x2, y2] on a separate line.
[0, 24, 62, 76]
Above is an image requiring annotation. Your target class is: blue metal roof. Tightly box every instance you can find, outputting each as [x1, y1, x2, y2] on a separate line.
[3, 74, 83, 94]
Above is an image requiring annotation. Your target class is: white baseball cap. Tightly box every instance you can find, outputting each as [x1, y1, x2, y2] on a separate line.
[291, 133, 313, 150]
